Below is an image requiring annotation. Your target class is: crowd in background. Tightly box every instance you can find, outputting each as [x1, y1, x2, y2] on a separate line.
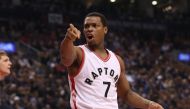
[1, 25, 190, 109]
[1, 0, 190, 109]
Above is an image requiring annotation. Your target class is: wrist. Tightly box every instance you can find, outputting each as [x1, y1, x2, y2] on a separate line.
[144, 99, 152, 108]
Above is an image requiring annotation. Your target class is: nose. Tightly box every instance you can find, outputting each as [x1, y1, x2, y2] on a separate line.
[86, 26, 93, 32]
[9, 61, 12, 66]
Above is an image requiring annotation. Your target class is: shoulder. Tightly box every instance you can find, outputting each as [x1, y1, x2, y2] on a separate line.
[114, 54, 124, 65]
[114, 54, 126, 73]
[75, 44, 85, 53]
[76, 44, 87, 53]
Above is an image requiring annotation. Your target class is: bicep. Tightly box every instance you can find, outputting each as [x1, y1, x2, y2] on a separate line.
[116, 55, 131, 99]
[67, 46, 83, 67]
[60, 46, 81, 67]
[67, 47, 83, 76]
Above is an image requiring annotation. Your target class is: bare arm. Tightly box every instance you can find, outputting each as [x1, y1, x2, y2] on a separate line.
[60, 24, 81, 67]
[117, 55, 163, 109]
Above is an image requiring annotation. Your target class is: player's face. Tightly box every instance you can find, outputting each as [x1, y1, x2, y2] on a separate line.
[83, 16, 107, 46]
[0, 55, 12, 77]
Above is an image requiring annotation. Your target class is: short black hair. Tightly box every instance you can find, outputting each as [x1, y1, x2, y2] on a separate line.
[85, 12, 107, 27]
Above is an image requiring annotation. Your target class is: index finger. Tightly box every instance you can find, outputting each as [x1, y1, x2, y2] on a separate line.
[69, 23, 75, 30]
[69, 23, 80, 38]
[69, 23, 78, 33]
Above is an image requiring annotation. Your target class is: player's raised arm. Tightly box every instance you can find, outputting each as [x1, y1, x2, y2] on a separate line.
[60, 24, 81, 67]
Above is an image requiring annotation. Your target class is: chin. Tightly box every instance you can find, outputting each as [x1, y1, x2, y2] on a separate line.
[5, 70, 11, 75]
[87, 40, 96, 45]
[0, 72, 9, 80]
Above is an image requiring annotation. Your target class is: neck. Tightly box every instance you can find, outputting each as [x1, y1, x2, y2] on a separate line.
[87, 43, 105, 51]
[86, 44, 108, 59]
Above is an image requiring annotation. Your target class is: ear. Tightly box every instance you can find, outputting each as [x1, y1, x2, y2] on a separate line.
[104, 27, 108, 34]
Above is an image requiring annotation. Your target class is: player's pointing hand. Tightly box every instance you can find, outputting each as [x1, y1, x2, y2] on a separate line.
[66, 23, 81, 41]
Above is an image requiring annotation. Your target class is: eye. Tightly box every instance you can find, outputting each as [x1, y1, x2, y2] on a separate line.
[92, 24, 96, 28]
[84, 24, 89, 29]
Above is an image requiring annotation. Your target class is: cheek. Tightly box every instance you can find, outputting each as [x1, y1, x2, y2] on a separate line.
[0, 67, 5, 74]
[96, 30, 104, 36]
[0, 64, 6, 71]
[0, 65, 3, 70]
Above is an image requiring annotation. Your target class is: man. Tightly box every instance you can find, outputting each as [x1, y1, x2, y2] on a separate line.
[0, 50, 13, 109]
[60, 12, 164, 109]
[0, 51, 12, 80]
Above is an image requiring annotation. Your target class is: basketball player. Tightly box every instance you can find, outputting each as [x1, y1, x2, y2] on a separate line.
[60, 12, 164, 109]
[0, 51, 13, 109]
[0, 51, 12, 81]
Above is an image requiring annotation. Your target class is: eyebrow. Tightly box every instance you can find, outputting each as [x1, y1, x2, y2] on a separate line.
[84, 22, 102, 26]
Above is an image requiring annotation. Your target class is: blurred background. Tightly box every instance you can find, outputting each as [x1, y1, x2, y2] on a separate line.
[0, 0, 190, 109]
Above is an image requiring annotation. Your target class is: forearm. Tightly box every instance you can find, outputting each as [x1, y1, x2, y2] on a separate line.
[60, 37, 76, 67]
[124, 90, 150, 109]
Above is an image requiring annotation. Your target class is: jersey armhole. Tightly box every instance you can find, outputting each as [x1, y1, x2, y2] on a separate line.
[114, 54, 122, 78]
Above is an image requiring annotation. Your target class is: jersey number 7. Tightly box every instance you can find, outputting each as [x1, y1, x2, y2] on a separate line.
[103, 81, 111, 97]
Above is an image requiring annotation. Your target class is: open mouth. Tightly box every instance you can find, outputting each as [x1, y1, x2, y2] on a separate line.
[88, 35, 93, 39]
[86, 33, 94, 40]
